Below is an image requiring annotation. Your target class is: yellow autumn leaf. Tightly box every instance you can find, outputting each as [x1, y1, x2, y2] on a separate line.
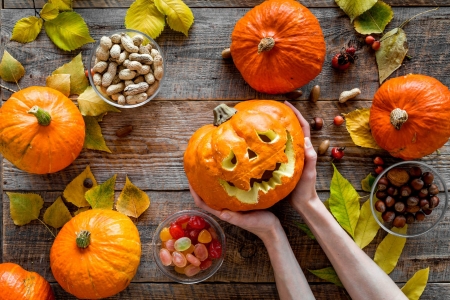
[78, 86, 121, 117]
[374, 225, 407, 274]
[48, 0, 72, 11]
[401, 267, 429, 300]
[308, 267, 343, 287]
[85, 174, 117, 210]
[376, 27, 408, 84]
[154, 0, 194, 36]
[116, 176, 150, 218]
[63, 165, 98, 207]
[354, 200, 380, 249]
[343, 108, 382, 149]
[40, 3, 59, 21]
[43, 196, 72, 229]
[46, 74, 71, 96]
[0, 50, 25, 83]
[125, 0, 166, 39]
[361, 172, 376, 192]
[83, 116, 112, 153]
[11, 16, 43, 43]
[52, 52, 89, 95]
[335, 0, 377, 22]
[354, 1, 394, 35]
[7, 192, 43, 226]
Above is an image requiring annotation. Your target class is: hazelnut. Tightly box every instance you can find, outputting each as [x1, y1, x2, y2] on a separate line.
[422, 172, 434, 185]
[375, 200, 386, 213]
[393, 215, 406, 228]
[429, 184, 439, 195]
[406, 205, 421, 213]
[429, 196, 440, 209]
[419, 199, 430, 210]
[415, 211, 426, 221]
[310, 117, 323, 130]
[418, 188, 429, 198]
[394, 202, 406, 213]
[409, 166, 422, 178]
[376, 190, 387, 200]
[83, 178, 93, 188]
[385, 196, 396, 208]
[377, 177, 389, 191]
[386, 186, 398, 197]
[400, 185, 411, 197]
[423, 209, 433, 215]
[405, 213, 415, 224]
[382, 211, 396, 223]
[406, 196, 419, 207]
[411, 178, 424, 191]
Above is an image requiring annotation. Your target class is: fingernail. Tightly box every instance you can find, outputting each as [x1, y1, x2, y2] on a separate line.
[220, 211, 231, 220]
[304, 137, 312, 148]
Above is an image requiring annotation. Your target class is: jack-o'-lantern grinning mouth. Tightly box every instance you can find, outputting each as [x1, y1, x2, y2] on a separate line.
[219, 131, 295, 204]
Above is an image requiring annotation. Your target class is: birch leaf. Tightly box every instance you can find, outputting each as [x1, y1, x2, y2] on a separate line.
[294, 221, 316, 240]
[52, 53, 89, 95]
[43, 196, 72, 229]
[40, 3, 60, 21]
[309, 267, 343, 287]
[125, 0, 166, 39]
[7, 192, 43, 226]
[83, 116, 112, 153]
[78, 86, 121, 116]
[343, 108, 382, 150]
[11, 16, 43, 43]
[44, 11, 95, 51]
[48, 0, 72, 11]
[85, 174, 117, 210]
[329, 164, 360, 239]
[116, 176, 150, 218]
[335, 0, 377, 22]
[401, 267, 429, 300]
[354, 200, 380, 249]
[374, 225, 408, 274]
[63, 165, 98, 207]
[46, 74, 70, 96]
[376, 27, 408, 84]
[354, 1, 394, 34]
[361, 173, 376, 192]
[154, 0, 194, 36]
[0, 50, 25, 83]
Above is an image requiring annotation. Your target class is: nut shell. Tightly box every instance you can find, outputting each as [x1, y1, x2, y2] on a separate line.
[387, 168, 410, 187]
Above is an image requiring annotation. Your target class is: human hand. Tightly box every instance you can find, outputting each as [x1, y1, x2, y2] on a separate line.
[284, 101, 320, 209]
[189, 184, 282, 242]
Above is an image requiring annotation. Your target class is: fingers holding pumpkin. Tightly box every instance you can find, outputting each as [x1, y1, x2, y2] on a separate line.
[189, 184, 222, 217]
[284, 101, 310, 138]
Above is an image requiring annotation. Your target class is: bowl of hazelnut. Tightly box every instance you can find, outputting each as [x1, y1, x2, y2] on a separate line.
[370, 161, 448, 238]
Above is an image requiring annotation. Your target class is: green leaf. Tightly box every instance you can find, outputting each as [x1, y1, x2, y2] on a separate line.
[116, 176, 151, 218]
[374, 226, 408, 274]
[294, 221, 316, 240]
[11, 16, 43, 43]
[0, 50, 25, 83]
[343, 109, 382, 150]
[44, 11, 95, 51]
[154, 0, 194, 36]
[48, 0, 72, 11]
[401, 267, 429, 300]
[354, 1, 394, 34]
[7, 192, 43, 226]
[63, 165, 98, 207]
[309, 267, 343, 287]
[85, 174, 117, 210]
[40, 3, 59, 21]
[83, 116, 112, 153]
[43, 196, 72, 229]
[52, 53, 89, 95]
[335, 0, 377, 22]
[329, 164, 361, 239]
[376, 27, 408, 84]
[361, 173, 376, 192]
[125, 0, 166, 39]
[78, 86, 121, 116]
[354, 200, 380, 249]
[46, 74, 70, 96]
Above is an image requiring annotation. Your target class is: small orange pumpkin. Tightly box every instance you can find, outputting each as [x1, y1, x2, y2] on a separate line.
[230, 0, 326, 94]
[184, 100, 304, 211]
[370, 74, 450, 160]
[0, 262, 55, 300]
[0, 86, 85, 174]
[50, 209, 141, 299]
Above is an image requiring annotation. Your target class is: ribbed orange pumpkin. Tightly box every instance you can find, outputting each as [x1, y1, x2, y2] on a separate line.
[0, 86, 85, 174]
[370, 74, 450, 160]
[184, 100, 304, 211]
[230, 0, 326, 94]
[0, 262, 55, 300]
[50, 210, 141, 299]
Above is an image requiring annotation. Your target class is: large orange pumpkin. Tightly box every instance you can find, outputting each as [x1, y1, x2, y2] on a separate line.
[0, 262, 55, 300]
[370, 74, 450, 160]
[0, 86, 85, 174]
[230, 0, 326, 94]
[50, 209, 141, 299]
[184, 100, 304, 211]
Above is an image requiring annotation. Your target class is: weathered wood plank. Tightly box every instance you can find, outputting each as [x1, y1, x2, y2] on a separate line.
[3, 192, 450, 284]
[1, 7, 450, 101]
[4, 0, 449, 8]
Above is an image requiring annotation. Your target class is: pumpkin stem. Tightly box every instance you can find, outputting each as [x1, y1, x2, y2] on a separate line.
[213, 104, 237, 126]
[390, 108, 408, 130]
[76, 230, 91, 249]
[28, 105, 51, 126]
[258, 37, 275, 54]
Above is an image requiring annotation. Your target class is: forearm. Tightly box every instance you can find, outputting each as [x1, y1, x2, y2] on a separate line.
[260, 222, 315, 300]
[292, 197, 407, 300]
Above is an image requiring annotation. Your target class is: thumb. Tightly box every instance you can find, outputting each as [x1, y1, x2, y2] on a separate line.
[303, 137, 317, 174]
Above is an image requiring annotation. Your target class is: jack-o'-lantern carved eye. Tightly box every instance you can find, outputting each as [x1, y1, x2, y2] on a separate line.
[257, 130, 278, 143]
[222, 150, 237, 171]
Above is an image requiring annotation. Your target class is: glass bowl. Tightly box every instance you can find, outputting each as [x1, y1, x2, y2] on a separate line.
[87, 29, 165, 108]
[152, 210, 226, 284]
[370, 161, 448, 238]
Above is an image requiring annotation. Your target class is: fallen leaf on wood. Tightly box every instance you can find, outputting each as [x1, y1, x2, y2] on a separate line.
[78, 86, 121, 117]
[309, 267, 343, 287]
[154, 0, 194, 36]
[361, 173, 376, 192]
[0, 50, 25, 83]
[46, 74, 70, 96]
[354, 1, 394, 34]
[7, 192, 43, 226]
[401, 267, 429, 300]
[11, 16, 43, 43]
[83, 116, 112, 153]
[376, 27, 408, 84]
[85, 174, 117, 210]
[343, 108, 382, 150]
[335, 0, 377, 22]
[374, 225, 407, 274]
[125, 0, 166, 39]
[116, 176, 150, 218]
[354, 200, 380, 249]
[52, 52, 89, 95]
[63, 165, 97, 207]
[43, 196, 72, 229]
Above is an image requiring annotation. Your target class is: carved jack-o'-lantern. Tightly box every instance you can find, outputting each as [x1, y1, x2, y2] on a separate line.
[184, 100, 305, 211]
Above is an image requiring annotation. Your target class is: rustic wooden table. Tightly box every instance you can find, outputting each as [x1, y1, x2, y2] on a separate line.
[1, 0, 450, 299]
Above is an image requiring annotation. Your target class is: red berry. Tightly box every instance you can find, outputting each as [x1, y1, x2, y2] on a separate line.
[331, 53, 350, 70]
[333, 115, 345, 126]
[373, 156, 384, 165]
[345, 46, 356, 56]
[188, 216, 207, 230]
[365, 35, 375, 45]
[169, 223, 185, 239]
[374, 165, 384, 175]
[331, 147, 345, 160]
[372, 40, 381, 51]
[85, 68, 94, 77]
[209, 240, 223, 259]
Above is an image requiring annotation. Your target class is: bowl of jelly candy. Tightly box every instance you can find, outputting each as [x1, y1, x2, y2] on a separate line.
[152, 210, 226, 284]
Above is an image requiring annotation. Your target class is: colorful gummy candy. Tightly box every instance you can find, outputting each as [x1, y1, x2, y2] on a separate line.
[158, 214, 223, 277]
